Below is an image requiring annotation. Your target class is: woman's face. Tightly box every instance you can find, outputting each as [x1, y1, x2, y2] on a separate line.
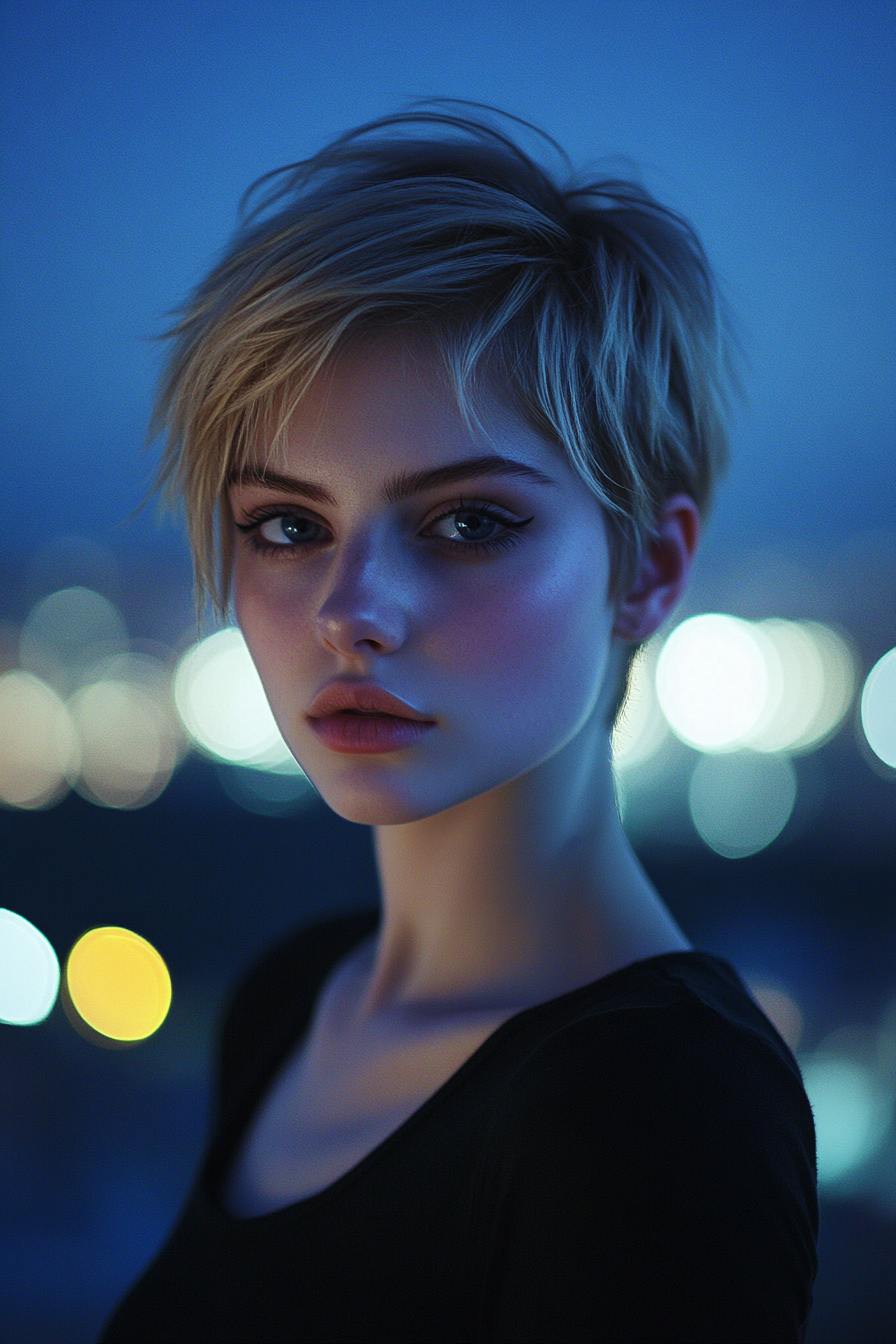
[229, 336, 617, 825]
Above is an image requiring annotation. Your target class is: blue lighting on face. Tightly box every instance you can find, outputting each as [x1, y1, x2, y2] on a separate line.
[1, 8, 894, 1343]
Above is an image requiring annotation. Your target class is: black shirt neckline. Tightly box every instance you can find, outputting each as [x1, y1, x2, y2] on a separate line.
[204, 931, 739, 1227]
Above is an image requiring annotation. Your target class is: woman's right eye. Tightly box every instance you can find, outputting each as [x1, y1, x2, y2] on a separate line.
[257, 515, 326, 546]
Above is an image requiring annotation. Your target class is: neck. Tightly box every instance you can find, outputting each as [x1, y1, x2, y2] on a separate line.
[368, 715, 689, 1013]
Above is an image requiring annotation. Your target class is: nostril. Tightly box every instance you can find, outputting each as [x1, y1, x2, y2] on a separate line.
[315, 604, 408, 657]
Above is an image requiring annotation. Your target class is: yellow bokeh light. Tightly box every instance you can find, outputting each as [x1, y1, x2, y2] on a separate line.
[65, 927, 172, 1042]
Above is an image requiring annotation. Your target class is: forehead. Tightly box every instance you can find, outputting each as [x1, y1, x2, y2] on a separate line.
[255, 333, 568, 487]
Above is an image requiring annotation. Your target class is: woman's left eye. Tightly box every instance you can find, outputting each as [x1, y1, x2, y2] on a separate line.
[257, 515, 325, 546]
[427, 509, 505, 544]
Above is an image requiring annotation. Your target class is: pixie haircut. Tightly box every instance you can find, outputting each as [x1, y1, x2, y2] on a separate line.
[152, 103, 735, 614]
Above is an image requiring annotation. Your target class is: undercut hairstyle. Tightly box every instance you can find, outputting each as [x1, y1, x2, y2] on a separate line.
[151, 102, 736, 617]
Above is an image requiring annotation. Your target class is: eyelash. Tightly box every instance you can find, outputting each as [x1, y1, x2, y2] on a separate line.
[424, 498, 535, 556]
[235, 499, 534, 559]
[235, 508, 319, 556]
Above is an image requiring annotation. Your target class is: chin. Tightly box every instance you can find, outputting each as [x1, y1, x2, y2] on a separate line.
[311, 779, 452, 827]
[299, 755, 502, 827]
[292, 710, 595, 827]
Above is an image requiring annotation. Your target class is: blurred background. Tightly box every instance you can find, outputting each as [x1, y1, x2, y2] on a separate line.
[0, 1, 894, 1340]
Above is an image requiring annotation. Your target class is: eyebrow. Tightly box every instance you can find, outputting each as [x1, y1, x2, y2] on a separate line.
[228, 455, 558, 506]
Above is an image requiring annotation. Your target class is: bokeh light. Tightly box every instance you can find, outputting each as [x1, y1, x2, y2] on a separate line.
[217, 760, 317, 816]
[655, 614, 855, 757]
[747, 979, 804, 1051]
[794, 622, 856, 751]
[19, 587, 127, 694]
[69, 656, 184, 809]
[688, 752, 797, 858]
[0, 670, 80, 808]
[802, 1048, 894, 1187]
[611, 642, 669, 769]
[745, 620, 824, 753]
[860, 647, 896, 769]
[174, 627, 295, 768]
[0, 908, 60, 1025]
[2, 590, 191, 811]
[64, 927, 172, 1042]
[655, 615, 768, 752]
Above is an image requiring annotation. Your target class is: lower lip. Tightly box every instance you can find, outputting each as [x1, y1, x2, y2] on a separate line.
[307, 713, 436, 754]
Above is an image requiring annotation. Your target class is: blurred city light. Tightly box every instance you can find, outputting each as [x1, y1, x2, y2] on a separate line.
[747, 621, 820, 753]
[688, 752, 797, 858]
[654, 615, 856, 758]
[64, 927, 172, 1042]
[0, 670, 79, 808]
[19, 587, 128, 694]
[611, 642, 669, 769]
[747, 979, 805, 1052]
[0, 592, 879, 828]
[69, 665, 182, 810]
[655, 615, 768, 751]
[217, 760, 317, 816]
[802, 1041, 894, 1188]
[173, 627, 295, 768]
[0, 908, 60, 1025]
[793, 622, 856, 751]
[861, 647, 896, 769]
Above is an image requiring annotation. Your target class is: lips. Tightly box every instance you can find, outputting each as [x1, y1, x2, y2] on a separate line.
[306, 682, 436, 755]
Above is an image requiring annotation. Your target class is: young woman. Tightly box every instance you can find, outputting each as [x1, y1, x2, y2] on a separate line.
[101, 106, 817, 1342]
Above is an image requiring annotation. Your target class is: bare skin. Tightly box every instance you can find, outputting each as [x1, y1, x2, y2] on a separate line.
[223, 336, 698, 1215]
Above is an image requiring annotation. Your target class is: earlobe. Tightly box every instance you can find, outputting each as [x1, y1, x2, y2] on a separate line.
[612, 494, 700, 643]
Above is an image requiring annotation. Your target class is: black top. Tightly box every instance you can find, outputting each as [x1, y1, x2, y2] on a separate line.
[100, 912, 818, 1343]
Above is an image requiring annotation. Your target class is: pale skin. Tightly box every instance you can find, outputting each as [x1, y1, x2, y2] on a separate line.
[223, 335, 700, 1216]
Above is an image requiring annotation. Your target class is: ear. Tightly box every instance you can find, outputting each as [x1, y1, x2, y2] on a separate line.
[613, 494, 700, 642]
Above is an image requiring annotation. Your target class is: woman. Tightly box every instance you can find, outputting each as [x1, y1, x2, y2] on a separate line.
[101, 106, 817, 1342]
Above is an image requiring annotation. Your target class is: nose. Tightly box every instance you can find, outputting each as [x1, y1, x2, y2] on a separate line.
[315, 542, 410, 659]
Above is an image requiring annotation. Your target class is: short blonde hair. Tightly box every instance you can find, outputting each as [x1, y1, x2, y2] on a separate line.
[152, 103, 736, 613]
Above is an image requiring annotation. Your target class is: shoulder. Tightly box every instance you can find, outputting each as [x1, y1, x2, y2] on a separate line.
[216, 908, 379, 1106]
[495, 952, 813, 1149]
[480, 952, 817, 1235]
[473, 956, 818, 1341]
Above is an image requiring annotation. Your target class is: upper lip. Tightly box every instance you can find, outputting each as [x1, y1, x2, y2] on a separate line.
[306, 681, 435, 721]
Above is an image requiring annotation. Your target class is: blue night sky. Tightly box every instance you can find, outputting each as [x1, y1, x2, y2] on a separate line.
[1, 0, 893, 564]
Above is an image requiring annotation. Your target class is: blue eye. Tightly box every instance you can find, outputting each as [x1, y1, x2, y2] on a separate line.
[424, 502, 535, 555]
[258, 515, 323, 545]
[430, 510, 502, 543]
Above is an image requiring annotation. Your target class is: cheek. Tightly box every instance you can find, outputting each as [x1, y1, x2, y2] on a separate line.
[430, 540, 613, 734]
[231, 563, 317, 708]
